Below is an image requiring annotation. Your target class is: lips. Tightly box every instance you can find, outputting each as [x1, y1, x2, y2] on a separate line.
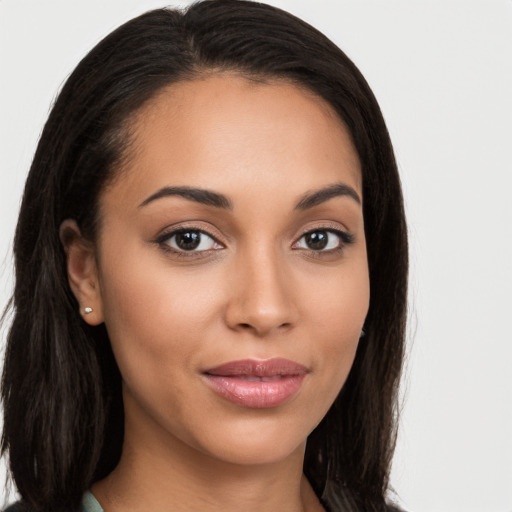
[203, 358, 308, 408]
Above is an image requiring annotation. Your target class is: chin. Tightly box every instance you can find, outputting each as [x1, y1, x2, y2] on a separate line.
[189, 415, 309, 467]
[204, 439, 305, 467]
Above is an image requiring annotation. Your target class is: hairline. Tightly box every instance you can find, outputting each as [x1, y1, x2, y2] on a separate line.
[93, 67, 359, 242]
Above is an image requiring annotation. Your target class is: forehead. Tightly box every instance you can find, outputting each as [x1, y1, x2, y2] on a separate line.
[102, 74, 362, 208]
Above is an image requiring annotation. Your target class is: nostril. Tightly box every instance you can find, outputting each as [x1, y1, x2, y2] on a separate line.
[238, 321, 291, 331]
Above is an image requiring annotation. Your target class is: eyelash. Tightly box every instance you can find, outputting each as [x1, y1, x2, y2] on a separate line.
[155, 227, 223, 258]
[293, 227, 355, 256]
[154, 225, 355, 258]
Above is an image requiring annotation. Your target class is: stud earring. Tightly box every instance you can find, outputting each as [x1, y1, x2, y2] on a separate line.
[360, 328, 366, 338]
[84, 307, 93, 315]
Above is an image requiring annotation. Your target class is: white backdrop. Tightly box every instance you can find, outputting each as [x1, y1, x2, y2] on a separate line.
[1, 1, 511, 511]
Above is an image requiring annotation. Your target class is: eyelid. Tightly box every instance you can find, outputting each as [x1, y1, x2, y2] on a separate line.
[292, 223, 355, 251]
[296, 221, 354, 240]
[154, 223, 226, 256]
[152, 221, 354, 257]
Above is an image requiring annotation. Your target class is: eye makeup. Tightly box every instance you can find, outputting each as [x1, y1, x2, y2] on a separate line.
[154, 225, 225, 259]
[294, 226, 354, 250]
[152, 219, 355, 262]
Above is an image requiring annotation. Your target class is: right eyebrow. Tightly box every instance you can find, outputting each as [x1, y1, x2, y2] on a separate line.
[138, 186, 233, 210]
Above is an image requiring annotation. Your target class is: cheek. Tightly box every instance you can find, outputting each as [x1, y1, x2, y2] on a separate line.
[305, 256, 369, 336]
[303, 259, 369, 391]
[96, 243, 223, 380]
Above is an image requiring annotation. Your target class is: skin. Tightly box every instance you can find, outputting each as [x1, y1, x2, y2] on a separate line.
[62, 74, 369, 512]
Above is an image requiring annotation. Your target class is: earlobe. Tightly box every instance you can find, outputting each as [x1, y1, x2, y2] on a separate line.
[59, 219, 104, 326]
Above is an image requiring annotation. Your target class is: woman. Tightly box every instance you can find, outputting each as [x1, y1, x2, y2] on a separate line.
[1, 1, 407, 511]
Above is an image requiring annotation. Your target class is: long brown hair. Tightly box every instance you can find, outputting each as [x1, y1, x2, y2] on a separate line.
[2, 2, 407, 510]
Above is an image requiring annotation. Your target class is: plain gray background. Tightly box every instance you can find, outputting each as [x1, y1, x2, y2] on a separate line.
[1, 1, 511, 510]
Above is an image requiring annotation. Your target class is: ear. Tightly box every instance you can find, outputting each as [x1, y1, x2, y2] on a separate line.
[59, 219, 104, 326]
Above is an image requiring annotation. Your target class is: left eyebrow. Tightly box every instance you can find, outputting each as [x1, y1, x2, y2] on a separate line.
[294, 183, 361, 210]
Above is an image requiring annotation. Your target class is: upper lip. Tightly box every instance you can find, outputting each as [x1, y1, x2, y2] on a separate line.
[204, 358, 308, 377]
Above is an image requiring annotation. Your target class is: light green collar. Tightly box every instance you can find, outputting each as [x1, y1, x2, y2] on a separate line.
[80, 491, 104, 512]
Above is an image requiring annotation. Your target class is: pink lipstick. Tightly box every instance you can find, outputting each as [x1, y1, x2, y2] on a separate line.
[203, 358, 307, 408]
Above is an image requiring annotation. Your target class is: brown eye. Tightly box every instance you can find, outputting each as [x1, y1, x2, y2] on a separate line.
[175, 231, 201, 250]
[161, 229, 221, 252]
[304, 231, 329, 250]
[294, 229, 353, 252]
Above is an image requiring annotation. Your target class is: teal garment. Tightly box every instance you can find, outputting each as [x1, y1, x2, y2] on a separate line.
[3, 491, 104, 512]
[80, 492, 104, 512]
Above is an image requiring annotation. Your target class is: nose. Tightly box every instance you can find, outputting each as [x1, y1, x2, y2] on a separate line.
[224, 247, 298, 337]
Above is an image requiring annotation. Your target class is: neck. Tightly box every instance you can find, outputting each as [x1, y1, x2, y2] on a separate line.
[92, 413, 324, 512]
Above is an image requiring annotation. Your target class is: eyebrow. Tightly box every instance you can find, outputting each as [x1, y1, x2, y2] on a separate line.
[294, 183, 361, 210]
[138, 182, 360, 211]
[139, 186, 233, 210]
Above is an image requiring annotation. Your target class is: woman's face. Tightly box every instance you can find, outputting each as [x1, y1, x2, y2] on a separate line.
[89, 75, 369, 466]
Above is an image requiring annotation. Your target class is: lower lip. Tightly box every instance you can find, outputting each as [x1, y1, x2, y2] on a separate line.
[204, 374, 305, 408]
